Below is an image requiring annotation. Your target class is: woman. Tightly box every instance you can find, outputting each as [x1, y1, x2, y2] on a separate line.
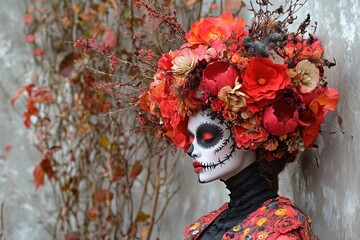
[138, 5, 338, 239]
[184, 108, 317, 239]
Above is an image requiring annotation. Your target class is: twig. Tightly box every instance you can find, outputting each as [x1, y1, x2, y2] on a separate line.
[0, 202, 4, 240]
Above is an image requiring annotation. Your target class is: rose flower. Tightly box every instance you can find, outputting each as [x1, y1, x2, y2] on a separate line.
[218, 79, 248, 113]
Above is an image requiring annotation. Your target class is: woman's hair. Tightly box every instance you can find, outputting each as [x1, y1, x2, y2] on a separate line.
[256, 150, 288, 192]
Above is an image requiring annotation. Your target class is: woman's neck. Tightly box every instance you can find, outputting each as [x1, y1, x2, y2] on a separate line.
[223, 161, 278, 210]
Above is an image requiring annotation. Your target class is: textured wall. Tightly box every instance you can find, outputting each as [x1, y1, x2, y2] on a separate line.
[0, 0, 52, 239]
[0, 0, 358, 239]
[278, 0, 360, 239]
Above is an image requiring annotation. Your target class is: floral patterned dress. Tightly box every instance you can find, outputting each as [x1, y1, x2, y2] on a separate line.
[184, 197, 318, 240]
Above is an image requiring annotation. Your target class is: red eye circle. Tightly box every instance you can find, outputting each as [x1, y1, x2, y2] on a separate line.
[202, 132, 214, 142]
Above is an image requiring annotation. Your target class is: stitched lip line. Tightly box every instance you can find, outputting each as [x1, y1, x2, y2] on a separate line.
[192, 161, 221, 173]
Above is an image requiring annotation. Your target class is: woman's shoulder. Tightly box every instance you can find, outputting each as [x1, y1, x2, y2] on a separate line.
[222, 196, 318, 240]
[184, 202, 229, 239]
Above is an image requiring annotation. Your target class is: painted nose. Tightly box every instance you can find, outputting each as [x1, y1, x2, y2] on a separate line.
[187, 143, 200, 158]
[187, 144, 194, 157]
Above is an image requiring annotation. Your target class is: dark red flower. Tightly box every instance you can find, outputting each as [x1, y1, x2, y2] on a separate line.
[263, 101, 299, 136]
[201, 61, 239, 96]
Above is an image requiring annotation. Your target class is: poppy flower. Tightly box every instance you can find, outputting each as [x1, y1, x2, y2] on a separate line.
[242, 58, 290, 102]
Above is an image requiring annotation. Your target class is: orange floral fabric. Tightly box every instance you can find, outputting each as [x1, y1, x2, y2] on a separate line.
[184, 197, 318, 240]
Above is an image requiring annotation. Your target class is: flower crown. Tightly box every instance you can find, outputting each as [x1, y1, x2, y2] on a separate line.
[139, 11, 338, 162]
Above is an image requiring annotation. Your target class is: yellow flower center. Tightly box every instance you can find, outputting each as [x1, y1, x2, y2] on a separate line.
[257, 77, 267, 86]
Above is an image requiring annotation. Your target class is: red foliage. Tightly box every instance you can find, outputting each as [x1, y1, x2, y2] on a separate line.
[12, 83, 53, 128]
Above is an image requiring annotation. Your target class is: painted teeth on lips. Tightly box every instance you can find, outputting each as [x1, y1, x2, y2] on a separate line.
[192, 161, 204, 173]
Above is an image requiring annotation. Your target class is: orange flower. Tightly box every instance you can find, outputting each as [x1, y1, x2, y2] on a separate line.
[185, 12, 247, 45]
[285, 37, 324, 62]
[256, 231, 269, 240]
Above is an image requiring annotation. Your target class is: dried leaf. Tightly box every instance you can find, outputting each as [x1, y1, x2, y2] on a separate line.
[41, 158, 57, 179]
[129, 161, 143, 178]
[140, 228, 150, 238]
[97, 3, 106, 14]
[111, 165, 125, 181]
[72, 5, 80, 13]
[135, 211, 150, 222]
[224, 0, 245, 14]
[33, 162, 45, 190]
[102, 28, 117, 49]
[65, 231, 81, 240]
[88, 208, 99, 221]
[76, 123, 91, 134]
[11, 83, 36, 105]
[93, 189, 113, 205]
[185, 0, 197, 7]
[50, 146, 61, 152]
[4, 145, 12, 153]
[32, 87, 53, 104]
[33, 47, 44, 57]
[338, 116, 343, 130]
[59, 53, 81, 77]
[23, 13, 33, 24]
[99, 135, 110, 149]
[61, 177, 73, 191]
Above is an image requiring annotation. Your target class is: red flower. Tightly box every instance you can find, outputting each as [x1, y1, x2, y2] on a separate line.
[157, 53, 173, 70]
[301, 123, 321, 147]
[26, 34, 35, 43]
[201, 61, 239, 96]
[34, 47, 45, 57]
[23, 13, 33, 24]
[242, 58, 290, 103]
[263, 101, 299, 136]
[210, 98, 225, 112]
[232, 125, 268, 148]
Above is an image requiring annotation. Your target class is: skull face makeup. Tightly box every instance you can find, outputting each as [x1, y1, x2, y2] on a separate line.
[187, 109, 256, 183]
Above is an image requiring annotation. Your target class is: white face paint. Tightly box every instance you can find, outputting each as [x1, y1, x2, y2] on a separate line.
[187, 109, 256, 183]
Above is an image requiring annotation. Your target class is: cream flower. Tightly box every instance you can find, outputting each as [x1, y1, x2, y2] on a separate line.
[171, 48, 199, 76]
[218, 78, 248, 113]
[295, 60, 320, 93]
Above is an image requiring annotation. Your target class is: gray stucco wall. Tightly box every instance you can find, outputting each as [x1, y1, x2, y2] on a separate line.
[0, 0, 358, 239]
[0, 0, 52, 239]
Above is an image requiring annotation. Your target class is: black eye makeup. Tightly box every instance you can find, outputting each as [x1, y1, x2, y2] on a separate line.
[196, 123, 223, 148]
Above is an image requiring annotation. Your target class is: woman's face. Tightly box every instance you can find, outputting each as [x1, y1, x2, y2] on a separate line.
[187, 109, 255, 183]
